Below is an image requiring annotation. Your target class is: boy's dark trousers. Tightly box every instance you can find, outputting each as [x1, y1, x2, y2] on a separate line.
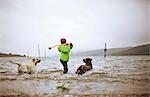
[60, 60, 68, 74]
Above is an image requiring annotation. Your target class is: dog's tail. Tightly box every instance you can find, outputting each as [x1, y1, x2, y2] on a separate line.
[9, 60, 20, 66]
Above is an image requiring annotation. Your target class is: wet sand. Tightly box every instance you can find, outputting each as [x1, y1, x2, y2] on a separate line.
[0, 56, 150, 97]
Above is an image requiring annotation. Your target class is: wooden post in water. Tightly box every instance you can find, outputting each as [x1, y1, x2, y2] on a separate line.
[38, 44, 41, 58]
[104, 43, 107, 58]
[26, 51, 29, 57]
[44, 48, 46, 58]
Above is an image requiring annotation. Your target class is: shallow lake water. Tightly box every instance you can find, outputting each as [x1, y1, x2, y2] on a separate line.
[0, 55, 150, 97]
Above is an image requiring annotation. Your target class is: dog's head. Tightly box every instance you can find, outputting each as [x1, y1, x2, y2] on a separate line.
[32, 58, 41, 65]
[83, 58, 92, 63]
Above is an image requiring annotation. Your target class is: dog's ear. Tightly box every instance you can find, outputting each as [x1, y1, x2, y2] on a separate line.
[83, 59, 86, 63]
[32, 59, 35, 62]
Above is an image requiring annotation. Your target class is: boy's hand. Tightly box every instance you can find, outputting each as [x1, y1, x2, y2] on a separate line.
[70, 43, 73, 46]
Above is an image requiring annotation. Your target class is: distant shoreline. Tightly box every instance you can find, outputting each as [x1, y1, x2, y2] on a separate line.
[1, 44, 149, 57]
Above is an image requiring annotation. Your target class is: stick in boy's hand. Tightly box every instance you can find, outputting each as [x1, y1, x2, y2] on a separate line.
[48, 47, 52, 50]
[48, 44, 60, 50]
[48, 43, 71, 50]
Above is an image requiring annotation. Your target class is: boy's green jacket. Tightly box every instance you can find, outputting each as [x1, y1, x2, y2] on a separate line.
[58, 44, 73, 61]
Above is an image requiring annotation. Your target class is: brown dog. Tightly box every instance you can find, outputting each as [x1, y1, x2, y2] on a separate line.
[76, 58, 93, 75]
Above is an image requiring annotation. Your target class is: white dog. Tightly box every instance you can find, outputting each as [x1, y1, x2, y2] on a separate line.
[9, 58, 41, 74]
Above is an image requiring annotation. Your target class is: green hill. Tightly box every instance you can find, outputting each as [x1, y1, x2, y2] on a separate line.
[112, 44, 150, 55]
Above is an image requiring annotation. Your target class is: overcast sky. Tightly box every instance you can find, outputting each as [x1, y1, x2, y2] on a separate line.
[0, 0, 150, 57]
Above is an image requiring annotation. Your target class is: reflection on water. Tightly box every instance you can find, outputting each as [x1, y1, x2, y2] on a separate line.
[0, 56, 150, 97]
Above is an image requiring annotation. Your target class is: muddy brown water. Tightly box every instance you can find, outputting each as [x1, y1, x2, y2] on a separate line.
[0, 56, 150, 97]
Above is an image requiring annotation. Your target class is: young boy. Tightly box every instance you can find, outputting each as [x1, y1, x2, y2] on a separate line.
[58, 38, 73, 74]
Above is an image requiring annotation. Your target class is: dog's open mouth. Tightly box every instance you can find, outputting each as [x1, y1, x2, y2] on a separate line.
[37, 59, 41, 63]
